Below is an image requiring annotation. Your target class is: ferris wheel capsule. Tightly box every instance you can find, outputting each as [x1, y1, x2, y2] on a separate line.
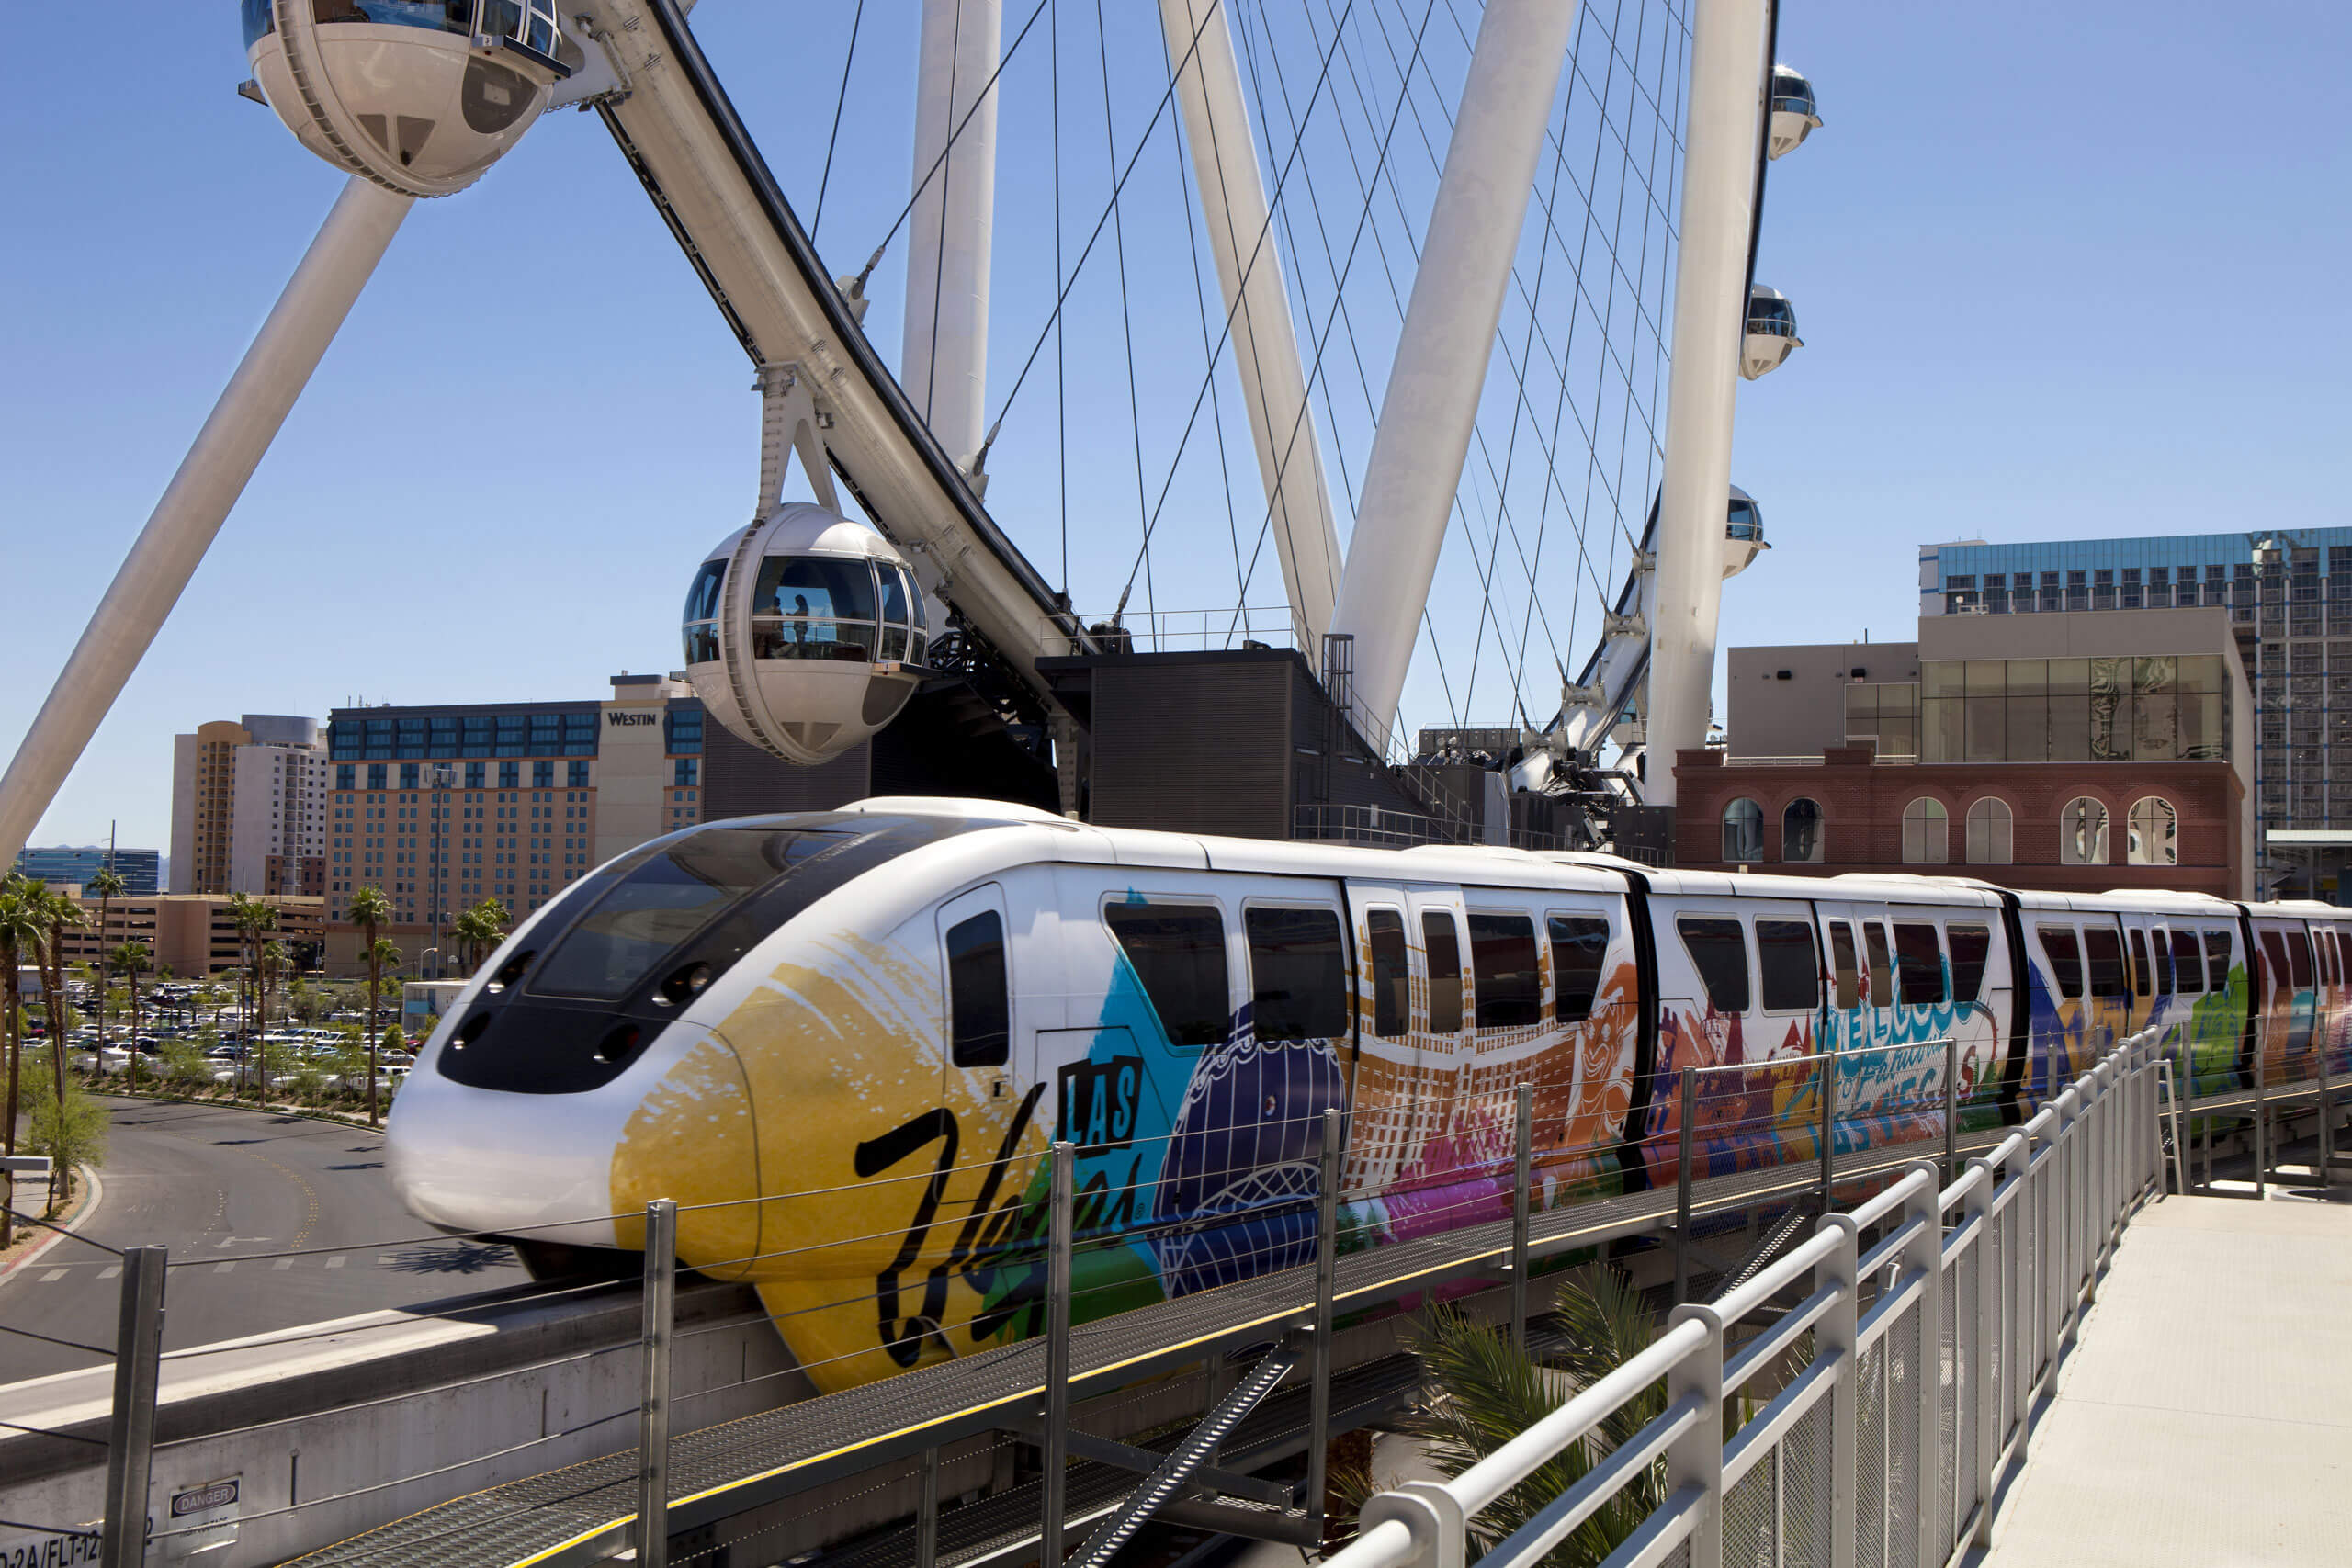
[242, 1, 574, 198]
[1767, 64, 1822, 160]
[1741, 285, 1803, 379]
[682, 504, 933, 766]
[1722, 485, 1769, 578]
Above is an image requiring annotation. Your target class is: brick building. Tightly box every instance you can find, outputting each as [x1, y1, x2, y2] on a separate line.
[1673, 744, 2247, 898]
[1686, 604, 2256, 898]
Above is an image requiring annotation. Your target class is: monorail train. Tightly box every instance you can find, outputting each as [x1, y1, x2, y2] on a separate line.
[388, 797, 2352, 1393]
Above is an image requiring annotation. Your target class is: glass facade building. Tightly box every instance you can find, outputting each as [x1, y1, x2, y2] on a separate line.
[13, 846, 163, 897]
[1922, 528, 2352, 875]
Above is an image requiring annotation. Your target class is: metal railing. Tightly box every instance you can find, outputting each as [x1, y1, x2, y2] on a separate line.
[1326, 1027, 2166, 1568]
[1061, 606, 1300, 655]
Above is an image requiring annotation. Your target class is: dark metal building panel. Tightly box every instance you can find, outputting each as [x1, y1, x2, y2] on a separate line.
[1091, 661, 1291, 839]
[703, 723, 871, 820]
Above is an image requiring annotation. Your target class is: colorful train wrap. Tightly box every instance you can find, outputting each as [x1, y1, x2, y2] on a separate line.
[388, 798, 2351, 1393]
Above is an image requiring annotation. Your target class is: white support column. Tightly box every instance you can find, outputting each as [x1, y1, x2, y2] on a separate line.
[1327, 0, 1579, 745]
[1159, 0, 1340, 653]
[1641, 0, 1769, 806]
[0, 176, 411, 869]
[902, 0, 1001, 470]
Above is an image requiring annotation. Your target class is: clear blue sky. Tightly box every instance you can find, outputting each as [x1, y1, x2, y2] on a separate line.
[4, 2, 2345, 852]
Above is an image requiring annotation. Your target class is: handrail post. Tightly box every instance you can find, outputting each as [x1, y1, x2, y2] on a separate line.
[1964, 1156, 1997, 1545]
[1675, 1066, 1697, 1304]
[1943, 1035, 1961, 1183]
[636, 1198, 677, 1568]
[1665, 1302, 1726, 1568]
[2321, 1039, 2336, 1191]
[2254, 1036, 2269, 1201]
[1510, 1084, 1532, 1353]
[1899, 1161, 1942, 1568]
[1818, 1047, 1837, 1214]
[101, 1245, 165, 1568]
[916, 1447, 939, 1568]
[1041, 1141, 1075, 1568]
[1815, 1213, 1860, 1568]
[1308, 1109, 1341, 1527]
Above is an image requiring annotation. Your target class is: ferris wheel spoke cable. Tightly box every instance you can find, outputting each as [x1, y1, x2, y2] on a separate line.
[808, 0, 869, 243]
[1184, 0, 1440, 673]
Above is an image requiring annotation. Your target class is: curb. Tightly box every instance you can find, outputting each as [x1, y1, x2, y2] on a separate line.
[100, 1087, 388, 1135]
[0, 1160, 107, 1288]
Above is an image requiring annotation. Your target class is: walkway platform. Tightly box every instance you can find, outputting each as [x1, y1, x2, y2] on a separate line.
[1978, 1191, 2352, 1567]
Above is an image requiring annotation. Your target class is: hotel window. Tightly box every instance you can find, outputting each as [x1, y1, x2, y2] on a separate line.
[1901, 798, 1948, 864]
[1965, 798, 2013, 864]
[500, 762, 520, 788]
[2146, 566, 2169, 607]
[2060, 797, 2109, 864]
[466, 761, 485, 788]
[2092, 569, 2115, 610]
[368, 763, 387, 789]
[1781, 798, 1824, 863]
[2120, 568, 2142, 609]
[569, 761, 590, 787]
[2039, 571, 2062, 613]
[2127, 796, 2178, 866]
[336, 764, 355, 790]
[674, 758, 699, 788]
[533, 761, 553, 787]
[1721, 797, 1764, 863]
[2065, 570, 2088, 611]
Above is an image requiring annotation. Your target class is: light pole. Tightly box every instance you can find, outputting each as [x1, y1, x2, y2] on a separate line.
[426, 764, 454, 980]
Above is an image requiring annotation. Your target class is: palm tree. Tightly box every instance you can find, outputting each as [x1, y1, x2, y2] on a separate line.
[364, 937, 403, 1127]
[109, 944, 152, 1090]
[33, 886, 83, 1150]
[1347, 1270, 1703, 1568]
[260, 940, 290, 1087]
[86, 866, 124, 1039]
[0, 877, 47, 1248]
[453, 898, 507, 974]
[227, 894, 278, 1095]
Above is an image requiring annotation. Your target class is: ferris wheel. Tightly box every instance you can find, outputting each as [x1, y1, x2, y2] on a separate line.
[0, 0, 1822, 863]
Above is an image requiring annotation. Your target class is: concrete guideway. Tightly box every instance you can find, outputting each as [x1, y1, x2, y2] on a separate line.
[1975, 1192, 2352, 1567]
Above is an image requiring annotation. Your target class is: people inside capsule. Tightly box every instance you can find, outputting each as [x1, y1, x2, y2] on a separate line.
[738, 558, 928, 665]
[246, 2, 557, 53]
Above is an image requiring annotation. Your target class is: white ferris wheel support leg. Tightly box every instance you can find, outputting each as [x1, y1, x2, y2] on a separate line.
[1159, 0, 1340, 653]
[0, 176, 411, 868]
[902, 0, 1001, 472]
[1642, 0, 1770, 807]
[1327, 0, 1580, 747]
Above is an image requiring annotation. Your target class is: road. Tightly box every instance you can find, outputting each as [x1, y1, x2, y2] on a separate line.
[1, 1097, 527, 1383]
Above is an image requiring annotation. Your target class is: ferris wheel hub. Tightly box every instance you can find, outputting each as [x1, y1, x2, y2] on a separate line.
[243, 2, 572, 197]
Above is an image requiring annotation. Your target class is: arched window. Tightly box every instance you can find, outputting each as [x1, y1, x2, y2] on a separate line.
[2128, 796, 2177, 865]
[1966, 798, 2013, 864]
[1723, 797, 1764, 863]
[2060, 796, 2109, 864]
[1782, 798, 1825, 863]
[1901, 798, 1949, 864]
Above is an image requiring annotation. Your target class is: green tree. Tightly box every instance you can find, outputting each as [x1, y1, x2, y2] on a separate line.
[25, 1062, 108, 1211]
[453, 897, 508, 974]
[109, 943, 152, 1090]
[85, 865, 124, 1037]
[227, 894, 279, 1095]
[348, 886, 394, 1119]
[364, 937, 403, 1127]
[33, 886, 84, 1132]
[0, 875, 47, 1246]
[1343, 1271, 1726, 1568]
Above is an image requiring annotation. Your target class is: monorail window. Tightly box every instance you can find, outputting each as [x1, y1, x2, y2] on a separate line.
[1467, 914, 1542, 1030]
[1756, 920, 1820, 1012]
[2290, 930, 2315, 989]
[1893, 923, 1946, 1005]
[1677, 918, 1750, 1014]
[1863, 923, 1894, 1007]
[1368, 909, 1409, 1038]
[2201, 931, 2233, 992]
[1549, 915, 1611, 1022]
[2083, 928, 2128, 999]
[1949, 924, 1993, 1003]
[526, 827, 845, 999]
[1106, 904, 1230, 1047]
[1826, 921, 1860, 1009]
[2038, 927, 2083, 998]
[2170, 930, 2204, 994]
[945, 911, 1010, 1067]
[1246, 907, 1346, 1041]
[1424, 912, 1464, 1033]
[2127, 930, 2152, 997]
[2149, 929, 2174, 995]
[2259, 931, 2288, 995]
